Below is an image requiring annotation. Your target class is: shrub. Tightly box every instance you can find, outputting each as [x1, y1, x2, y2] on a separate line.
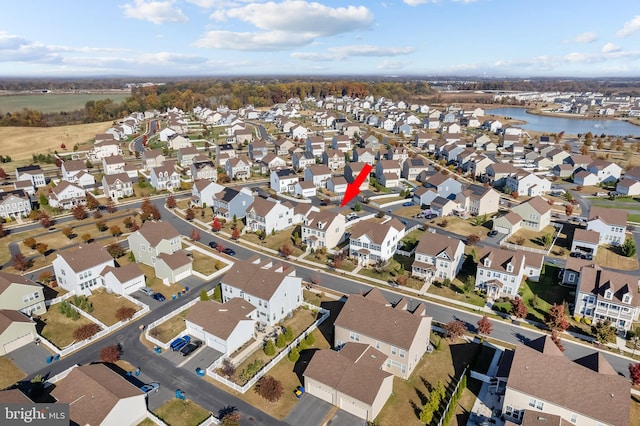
[305, 333, 315, 346]
[288, 347, 300, 362]
[200, 289, 209, 301]
[115, 306, 136, 321]
[73, 323, 100, 340]
[71, 295, 93, 313]
[284, 327, 293, 342]
[100, 345, 121, 363]
[263, 339, 276, 356]
[239, 359, 264, 381]
[255, 375, 283, 402]
[276, 334, 286, 348]
[220, 359, 235, 378]
[58, 301, 80, 320]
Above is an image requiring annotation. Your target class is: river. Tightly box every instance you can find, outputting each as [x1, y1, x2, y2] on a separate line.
[487, 107, 640, 137]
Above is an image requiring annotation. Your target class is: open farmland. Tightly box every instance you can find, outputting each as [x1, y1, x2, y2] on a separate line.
[0, 121, 112, 163]
[0, 93, 129, 113]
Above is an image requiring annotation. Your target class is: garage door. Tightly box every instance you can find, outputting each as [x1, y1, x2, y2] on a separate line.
[3, 333, 33, 354]
[206, 336, 226, 353]
[494, 225, 510, 235]
[174, 269, 191, 283]
[186, 325, 205, 341]
[339, 397, 368, 420]
[308, 382, 333, 404]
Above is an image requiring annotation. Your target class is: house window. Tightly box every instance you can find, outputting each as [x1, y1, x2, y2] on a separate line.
[391, 346, 397, 355]
[528, 398, 536, 408]
[375, 341, 380, 349]
[570, 413, 578, 424]
[536, 400, 544, 410]
[623, 294, 631, 304]
[605, 290, 613, 300]
[350, 331, 360, 342]
[399, 349, 406, 358]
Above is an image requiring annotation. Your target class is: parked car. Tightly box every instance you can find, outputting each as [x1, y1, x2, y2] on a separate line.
[569, 252, 582, 258]
[402, 201, 415, 207]
[487, 230, 498, 237]
[346, 213, 358, 221]
[208, 241, 218, 249]
[170, 335, 191, 352]
[140, 382, 160, 394]
[152, 293, 166, 302]
[424, 213, 437, 220]
[139, 287, 154, 296]
[581, 253, 593, 261]
[180, 340, 202, 356]
[223, 248, 236, 256]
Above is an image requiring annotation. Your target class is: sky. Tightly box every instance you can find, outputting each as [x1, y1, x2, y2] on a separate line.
[2, 0, 640, 78]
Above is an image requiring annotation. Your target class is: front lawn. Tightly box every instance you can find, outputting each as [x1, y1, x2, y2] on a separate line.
[358, 256, 424, 290]
[507, 225, 556, 250]
[595, 245, 639, 271]
[152, 398, 211, 426]
[374, 336, 486, 426]
[189, 249, 224, 275]
[87, 289, 140, 326]
[149, 310, 188, 343]
[427, 278, 486, 308]
[434, 216, 488, 239]
[302, 251, 357, 272]
[0, 357, 26, 389]
[242, 229, 303, 257]
[39, 308, 97, 349]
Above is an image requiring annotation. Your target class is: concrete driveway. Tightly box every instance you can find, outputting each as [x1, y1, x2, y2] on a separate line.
[8, 342, 55, 375]
[327, 409, 367, 426]
[285, 394, 333, 426]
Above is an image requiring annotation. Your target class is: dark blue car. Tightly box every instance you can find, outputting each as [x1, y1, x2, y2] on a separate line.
[152, 293, 166, 302]
[170, 335, 191, 351]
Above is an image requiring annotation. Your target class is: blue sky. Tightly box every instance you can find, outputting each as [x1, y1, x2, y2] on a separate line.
[2, 0, 640, 78]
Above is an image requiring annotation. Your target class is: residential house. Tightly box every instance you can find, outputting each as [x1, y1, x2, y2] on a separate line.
[412, 187, 438, 207]
[190, 179, 224, 208]
[322, 149, 346, 171]
[290, 124, 308, 140]
[91, 140, 121, 159]
[166, 134, 192, 151]
[430, 196, 458, 217]
[185, 298, 256, 354]
[100, 264, 145, 295]
[52, 245, 115, 294]
[552, 164, 573, 178]
[292, 151, 316, 171]
[485, 163, 516, 186]
[0, 310, 37, 355]
[12, 180, 34, 197]
[505, 171, 551, 197]
[61, 160, 95, 187]
[361, 134, 380, 151]
[564, 154, 592, 171]
[573, 170, 599, 187]
[212, 186, 254, 220]
[331, 135, 352, 153]
[475, 248, 543, 299]
[349, 219, 405, 265]
[215, 143, 237, 166]
[574, 266, 640, 331]
[401, 157, 430, 180]
[220, 257, 302, 326]
[587, 159, 622, 184]
[411, 232, 465, 284]
[102, 173, 133, 200]
[15, 165, 45, 188]
[386, 146, 408, 164]
[141, 149, 165, 171]
[0, 272, 45, 316]
[177, 146, 200, 167]
[246, 197, 295, 234]
[561, 257, 593, 286]
[249, 139, 269, 161]
[616, 177, 640, 196]
[102, 155, 126, 175]
[375, 160, 402, 188]
[414, 132, 433, 150]
[306, 136, 326, 157]
[353, 148, 376, 166]
[294, 180, 317, 198]
[127, 221, 182, 267]
[158, 127, 176, 142]
[496, 335, 630, 425]
[225, 156, 251, 180]
[334, 288, 431, 379]
[256, 153, 286, 174]
[587, 207, 627, 246]
[51, 364, 147, 426]
[423, 173, 462, 200]
[234, 127, 254, 145]
[469, 155, 495, 178]
[305, 165, 332, 188]
[274, 138, 295, 156]
[545, 148, 571, 166]
[454, 184, 498, 216]
[304, 344, 393, 422]
[48, 181, 86, 209]
[571, 229, 600, 256]
[150, 165, 180, 190]
[0, 190, 31, 220]
[511, 196, 552, 232]
[344, 162, 371, 192]
[155, 251, 192, 284]
[492, 212, 522, 237]
[302, 210, 346, 250]
[270, 169, 299, 194]
[327, 177, 348, 195]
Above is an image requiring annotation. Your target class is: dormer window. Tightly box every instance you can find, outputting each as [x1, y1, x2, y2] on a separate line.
[623, 294, 632, 304]
[484, 258, 491, 268]
[506, 263, 514, 273]
[604, 290, 613, 300]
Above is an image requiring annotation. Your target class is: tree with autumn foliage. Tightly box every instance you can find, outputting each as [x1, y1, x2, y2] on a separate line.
[105, 201, 117, 213]
[35, 243, 48, 256]
[444, 320, 466, 340]
[211, 217, 222, 232]
[166, 195, 177, 209]
[231, 227, 241, 240]
[551, 330, 565, 352]
[106, 242, 126, 259]
[38, 211, 54, 228]
[629, 363, 640, 385]
[190, 229, 201, 241]
[23, 237, 37, 250]
[115, 306, 136, 321]
[100, 345, 121, 363]
[0, 222, 5, 238]
[12, 253, 32, 272]
[140, 199, 160, 222]
[73, 323, 100, 340]
[280, 243, 293, 259]
[565, 204, 573, 216]
[477, 315, 493, 337]
[72, 204, 88, 220]
[254, 375, 283, 402]
[510, 297, 528, 319]
[0, 167, 6, 179]
[546, 303, 570, 332]
[185, 208, 195, 221]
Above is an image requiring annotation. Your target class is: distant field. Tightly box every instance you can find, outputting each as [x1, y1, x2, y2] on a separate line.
[0, 93, 130, 113]
[0, 121, 113, 164]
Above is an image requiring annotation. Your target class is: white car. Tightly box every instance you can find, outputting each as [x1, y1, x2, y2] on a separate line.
[346, 213, 358, 221]
[139, 287, 154, 296]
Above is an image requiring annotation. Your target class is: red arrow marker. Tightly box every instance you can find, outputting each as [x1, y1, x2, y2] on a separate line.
[340, 164, 372, 208]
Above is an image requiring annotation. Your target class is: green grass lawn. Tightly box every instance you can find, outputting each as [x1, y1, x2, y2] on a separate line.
[427, 278, 487, 308]
[152, 398, 211, 426]
[0, 93, 129, 113]
[358, 255, 423, 290]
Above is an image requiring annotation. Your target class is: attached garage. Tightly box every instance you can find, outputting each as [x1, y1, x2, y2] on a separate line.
[206, 336, 226, 353]
[307, 380, 334, 404]
[173, 267, 192, 283]
[339, 396, 368, 420]
[3, 332, 34, 354]
[186, 323, 205, 342]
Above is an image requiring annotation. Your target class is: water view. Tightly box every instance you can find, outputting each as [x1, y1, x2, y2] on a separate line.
[487, 107, 640, 137]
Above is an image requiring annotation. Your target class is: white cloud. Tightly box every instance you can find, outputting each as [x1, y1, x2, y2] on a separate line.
[198, 1, 374, 51]
[122, 0, 188, 24]
[602, 42, 621, 53]
[617, 16, 640, 37]
[0, 32, 30, 50]
[185, 0, 261, 7]
[377, 60, 409, 70]
[567, 31, 598, 44]
[291, 44, 415, 61]
[194, 30, 314, 50]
